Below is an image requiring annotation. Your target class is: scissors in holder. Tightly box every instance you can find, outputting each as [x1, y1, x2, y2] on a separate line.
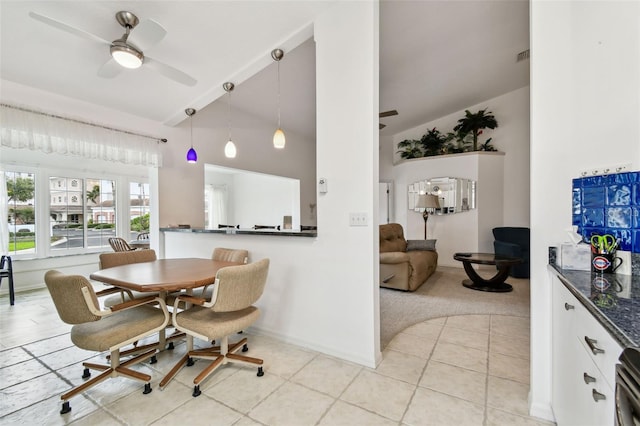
[590, 234, 617, 254]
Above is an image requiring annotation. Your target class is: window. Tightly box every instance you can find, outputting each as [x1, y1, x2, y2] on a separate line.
[204, 184, 228, 229]
[2, 162, 150, 259]
[50, 177, 117, 251]
[87, 179, 116, 248]
[4, 171, 36, 256]
[130, 182, 150, 236]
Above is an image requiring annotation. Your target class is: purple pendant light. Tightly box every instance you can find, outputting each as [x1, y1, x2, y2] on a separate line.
[185, 108, 197, 163]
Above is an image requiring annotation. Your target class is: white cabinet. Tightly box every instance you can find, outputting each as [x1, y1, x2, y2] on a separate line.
[551, 275, 621, 426]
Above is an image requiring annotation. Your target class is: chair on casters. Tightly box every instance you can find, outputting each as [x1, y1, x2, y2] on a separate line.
[1, 255, 15, 306]
[166, 247, 249, 304]
[97, 250, 159, 307]
[159, 258, 270, 396]
[108, 237, 135, 252]
[97, 250, 183, 351]
[44, 270, 170, 415]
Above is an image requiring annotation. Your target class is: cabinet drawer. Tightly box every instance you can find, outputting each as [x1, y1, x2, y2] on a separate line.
[553, 277, 622, 389]
[570, 333, 616, 426]
[575, 304, 622, 389]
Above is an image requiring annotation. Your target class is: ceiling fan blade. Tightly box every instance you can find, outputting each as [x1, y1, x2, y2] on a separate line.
[379, 110, 399, 118]
[145, 57, 197, 87]
[379, 123, 387, 130]
[29, 11, 110, 45]
[97, 58, 123, 78]
[128, 19, 166, 51]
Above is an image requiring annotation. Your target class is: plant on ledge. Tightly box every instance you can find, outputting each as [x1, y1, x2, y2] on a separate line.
[420, 128, 449, 156]
[452, 108, 498, 152]
[396, 138, 423, 159]
[396, 108, 498, 159]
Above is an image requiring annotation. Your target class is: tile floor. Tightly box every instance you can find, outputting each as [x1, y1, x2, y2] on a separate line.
[0, 289, 553, 425]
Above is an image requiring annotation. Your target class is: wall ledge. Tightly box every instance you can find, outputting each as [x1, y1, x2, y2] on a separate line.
[394, 150, 505, 166]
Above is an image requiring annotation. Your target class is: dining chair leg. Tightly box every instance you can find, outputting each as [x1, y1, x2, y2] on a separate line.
[159, 353, 191, 389]
[8, 272, 15, 306]
[0, 273, 14, 306]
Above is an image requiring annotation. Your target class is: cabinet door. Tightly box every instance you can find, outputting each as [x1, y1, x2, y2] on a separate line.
[569, 334, 615, 426]
[552, 277, 579, 423]
[575, 304, 623, 389]
[551, 275, 617, 426]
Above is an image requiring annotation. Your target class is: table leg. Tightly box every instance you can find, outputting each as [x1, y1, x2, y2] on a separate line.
[158, 291, 167, 349]
[460, 261, 513, 292]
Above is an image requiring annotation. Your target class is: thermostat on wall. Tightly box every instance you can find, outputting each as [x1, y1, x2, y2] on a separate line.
[319, 178, 328, 193]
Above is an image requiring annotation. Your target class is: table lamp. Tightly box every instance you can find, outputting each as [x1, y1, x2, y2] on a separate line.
[415, 194, 440, 239]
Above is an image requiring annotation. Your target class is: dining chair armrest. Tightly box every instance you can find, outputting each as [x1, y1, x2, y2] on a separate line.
[95, 287, 134, 299]
[109, 295, 159, 312]
[175, 294, 207, 307]
[81, 288, 167, 318]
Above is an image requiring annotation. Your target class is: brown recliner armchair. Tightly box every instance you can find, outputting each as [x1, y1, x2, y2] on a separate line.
[379, 223, 438, 291]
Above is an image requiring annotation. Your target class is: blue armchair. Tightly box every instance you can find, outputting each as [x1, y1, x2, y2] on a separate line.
[492, 227, 530, 278]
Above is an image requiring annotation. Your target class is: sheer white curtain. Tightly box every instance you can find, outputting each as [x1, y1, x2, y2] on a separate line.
[206, 184, 228, 228]
[0, 171, 7, 254]
[0, 104, 162, 167]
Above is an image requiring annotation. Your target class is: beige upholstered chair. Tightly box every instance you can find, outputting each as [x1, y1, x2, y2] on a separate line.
[159, 258, 269, 396]
[97, 250, 181, 350]
[44, 270, 170, 415]
[198, 248, 248, 299]
[166, 247, 249, 305]
[98, 249, 158, 307]
[379, 223, 438, 291]
[212, 247, 249, 263]
[108, 237, 135, 252]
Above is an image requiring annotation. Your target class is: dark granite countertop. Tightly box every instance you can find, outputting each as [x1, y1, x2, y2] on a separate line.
[160, 227, 317, 238]
[549, 264, 640, 348]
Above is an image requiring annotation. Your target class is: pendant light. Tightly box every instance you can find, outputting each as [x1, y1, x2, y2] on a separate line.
[271, 48, 285, 149]
[185, 108, 197, 163]
[223, 82, 237, 158]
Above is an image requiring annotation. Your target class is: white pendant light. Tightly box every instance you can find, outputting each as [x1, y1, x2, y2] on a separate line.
[271, 48, 286, 149]
[185, 108, 197, 163]
[223, 82, 237, 158]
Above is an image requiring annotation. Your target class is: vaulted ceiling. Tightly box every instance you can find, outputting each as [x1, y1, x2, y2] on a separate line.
[0, 1, 529, 140]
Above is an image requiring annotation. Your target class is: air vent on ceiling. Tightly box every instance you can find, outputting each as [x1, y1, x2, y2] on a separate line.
[517, 49, 530, 62]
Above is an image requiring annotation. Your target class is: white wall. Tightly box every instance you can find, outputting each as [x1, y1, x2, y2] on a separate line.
[171, 2, 381, 366]
[232, 173, 300, 229]
[392, 152, 504, 267]
[159, 124, 316, 229]
[0, 80, 173, 290]
[393, 86, 530, 228]
[159, 2, 381, 367]
[530, 0, 640, 421]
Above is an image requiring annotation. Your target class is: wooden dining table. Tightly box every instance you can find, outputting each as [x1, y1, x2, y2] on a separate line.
[90, 258, 241, 349]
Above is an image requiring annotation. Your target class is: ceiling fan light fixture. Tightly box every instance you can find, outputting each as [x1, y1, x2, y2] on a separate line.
[110, 41, 143, 69]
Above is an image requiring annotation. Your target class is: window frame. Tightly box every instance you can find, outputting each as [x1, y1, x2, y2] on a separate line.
[3, 163, 150, 260]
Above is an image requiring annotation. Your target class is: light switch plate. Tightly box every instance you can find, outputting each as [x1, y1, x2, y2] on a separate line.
[349, 212, 368, 226]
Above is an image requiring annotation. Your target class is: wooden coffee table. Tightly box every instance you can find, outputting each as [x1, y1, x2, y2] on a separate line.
[453, 252, 522, 292]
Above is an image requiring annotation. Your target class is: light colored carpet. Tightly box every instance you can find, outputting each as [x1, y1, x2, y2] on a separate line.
[380, 265, 530, 349]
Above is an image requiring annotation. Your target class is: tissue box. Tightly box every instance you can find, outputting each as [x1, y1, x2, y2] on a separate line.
[560, 243, 591, 271]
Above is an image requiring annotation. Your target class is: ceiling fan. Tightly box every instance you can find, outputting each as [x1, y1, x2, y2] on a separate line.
[29, 10, 197, 87]
[379, 109, 398, 129]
